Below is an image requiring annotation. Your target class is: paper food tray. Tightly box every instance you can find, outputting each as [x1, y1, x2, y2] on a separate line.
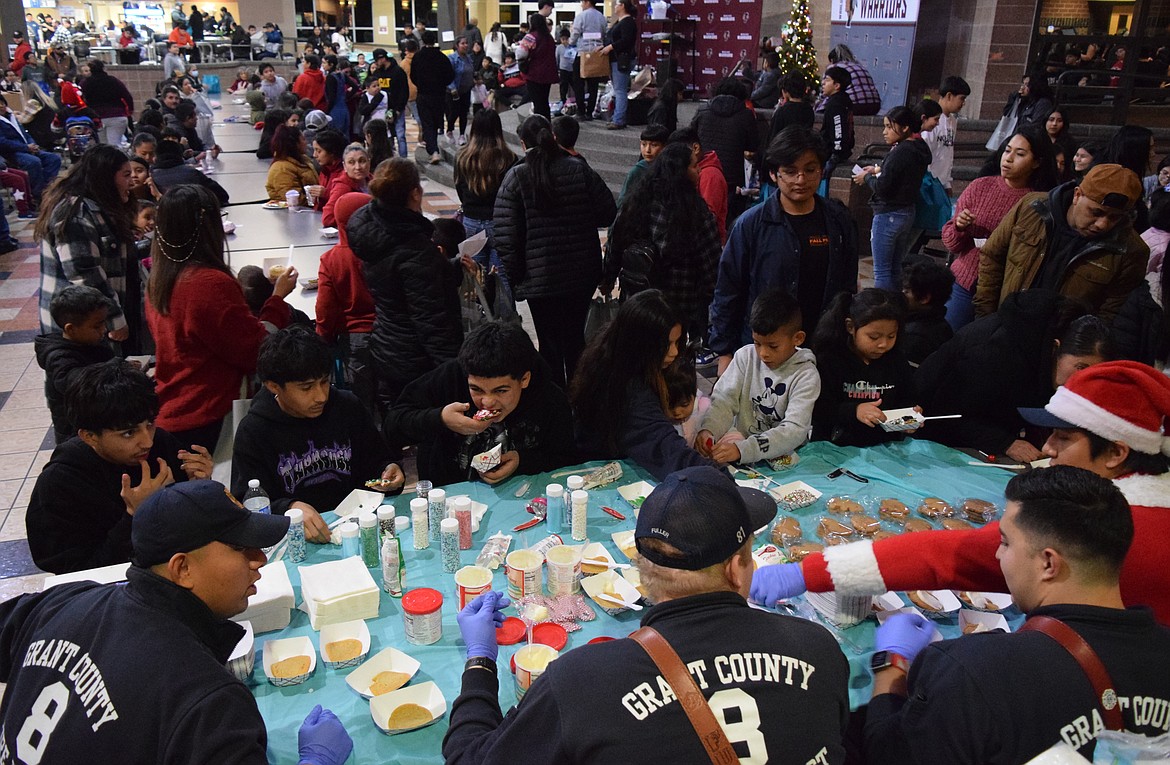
[346, 647, 422, 699]
[318, 619, 371, 669]
[581, 570, 641, 615]
[617, 480, 656, 511]
[958, 609, 1011, 635]
[769, 481, 822, 512]
[879, 407, 923, 433]
[580, 541, 616, 575]
[955, 591, 1012, 612]
[370, 681, 446, 734]
[334, 489, 386, 518]
[262, 636, 316, 686]
[904, 589, 961, 618]
[611, 530, 637, 560]
[227, 620, 255, 682]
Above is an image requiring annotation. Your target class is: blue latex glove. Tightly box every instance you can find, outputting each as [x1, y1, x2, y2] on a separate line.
[298, 705, 353, 765]
[874, 611, 935, 663]
[749, 562, 807, 605]
[457, 590, 511, 660]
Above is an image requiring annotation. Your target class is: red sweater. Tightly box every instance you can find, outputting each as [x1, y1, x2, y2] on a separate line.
[942, 175, 1033, 290]
[698, 151, 728, 244]
[321, 172, 368, 228]
[801, 472, 1170, 625]
[315, 203, 375, 342]
[315, 161, 344, 212]
[292, 67, 327, 111]
[147, 267, 290, 431]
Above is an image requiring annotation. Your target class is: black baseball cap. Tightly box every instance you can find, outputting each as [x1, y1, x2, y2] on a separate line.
[635, 466, 775, 570]
[372, 48, 388, 60]
[132, 480, 289, 567]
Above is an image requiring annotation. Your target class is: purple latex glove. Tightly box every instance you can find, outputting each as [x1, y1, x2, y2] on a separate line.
[875, 611, 935, 663]
[749, 562, 807, 605]
[457, 590, 511, 660]
[298, 705, 353, 765]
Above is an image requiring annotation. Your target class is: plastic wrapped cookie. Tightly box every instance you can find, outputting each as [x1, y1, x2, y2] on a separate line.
[816, 517, 853, 545]
[826, 496, 864, 515]
[941, 517, 975, 531]
[917, 497, 954, 520]
[770, 515, 803, 545]
[959, 498, 999, 524]
[785, 541, 824, 562]
[878, 498, 911, 521]
[848, 513, 881, 536]
[902, 518, 934, 533]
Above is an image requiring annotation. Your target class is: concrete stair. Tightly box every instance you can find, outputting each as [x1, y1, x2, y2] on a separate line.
[418, 102, 707, 196]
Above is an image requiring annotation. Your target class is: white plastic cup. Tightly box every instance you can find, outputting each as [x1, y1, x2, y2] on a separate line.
[504, 549, 543, 600]
[285, 189, 299, 210]
[545, 545, 582, 596]
[455, 565, 493, 609]
[303, 185, 316, 206]
[514, 643, 558, 699]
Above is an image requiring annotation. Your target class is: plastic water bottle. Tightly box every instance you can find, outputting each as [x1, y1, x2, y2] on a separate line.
[243, 480, 273, 554]
[243, 479, 271, 514]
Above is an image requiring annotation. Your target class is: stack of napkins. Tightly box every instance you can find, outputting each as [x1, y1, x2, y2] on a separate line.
[233, 560, 295, 634]
[299, 557, 381, 630]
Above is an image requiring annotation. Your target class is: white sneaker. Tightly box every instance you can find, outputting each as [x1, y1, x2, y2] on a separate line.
[456, 134, 467, 146]
[430, 152, 442, 164]
[445, 131, 454, 144]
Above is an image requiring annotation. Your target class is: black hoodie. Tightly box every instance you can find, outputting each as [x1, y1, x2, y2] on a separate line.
[820, 90, 854, 163]
[867, 136, 932, 212]
[916, 289, 1068, 455]
[230, 387, 397, 516]
[27, 432, 185, 574]
[384, 356, 577, 487]
[691, 94, 759, 190]
[34, 332, 115, 442]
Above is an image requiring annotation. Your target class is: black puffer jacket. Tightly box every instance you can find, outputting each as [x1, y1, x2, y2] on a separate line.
[348, 201, 463, 387]
[1112, 272, 1168, 367]
[690, 94, 759, 189]
[493, 154, 616, 300]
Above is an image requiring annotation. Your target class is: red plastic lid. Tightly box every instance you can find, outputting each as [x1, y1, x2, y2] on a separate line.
[532, 622, 568, 650]
[587, 636, 616, 645]
[496, 617, 526, 645]
[401, 587, 443, 615]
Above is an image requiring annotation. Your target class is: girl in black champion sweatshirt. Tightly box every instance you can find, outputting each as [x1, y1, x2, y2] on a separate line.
[810, 288, 919, 447]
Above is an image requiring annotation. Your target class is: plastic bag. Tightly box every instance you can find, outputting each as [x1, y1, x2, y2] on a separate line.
[1094, 730, 1170, 762]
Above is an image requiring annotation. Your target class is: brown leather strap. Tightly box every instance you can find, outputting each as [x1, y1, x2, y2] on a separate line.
[629, 627, 739, 765]
[1020, 615, 1124, 731]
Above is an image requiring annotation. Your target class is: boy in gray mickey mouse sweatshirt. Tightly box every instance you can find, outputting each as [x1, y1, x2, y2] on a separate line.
[697, 288, 820, 464]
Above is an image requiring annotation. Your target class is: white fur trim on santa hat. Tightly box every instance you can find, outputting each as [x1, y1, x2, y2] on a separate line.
[824, 540, 886, 596]
[1046, 386, 1166, 455]
[1115, 472, 1170, 508]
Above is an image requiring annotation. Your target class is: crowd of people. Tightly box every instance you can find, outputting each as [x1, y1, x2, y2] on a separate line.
[2, 9, 1170, 764]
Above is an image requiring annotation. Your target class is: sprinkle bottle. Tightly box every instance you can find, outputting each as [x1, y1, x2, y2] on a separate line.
[285, 507, 306, 563]
[410, 497, 430, 550]
[359, 513, 379, 567]
[440, 518, 460, 573]
[451, 496, 473, 549]
[570, 489, 588, 541]
[545, 483, 564, 534]
[428, 488, 447, 543]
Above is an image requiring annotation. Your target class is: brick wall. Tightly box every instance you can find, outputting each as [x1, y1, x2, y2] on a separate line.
[103, 59, 300, 115]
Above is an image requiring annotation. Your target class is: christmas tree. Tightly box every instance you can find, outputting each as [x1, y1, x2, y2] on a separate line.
[777, 0, 820, 93]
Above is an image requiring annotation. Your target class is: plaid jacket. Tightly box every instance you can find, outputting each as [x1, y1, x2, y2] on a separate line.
[609, 198, 722, 327]
[39, 196, 127, 334]
[816, 60, 882, 114]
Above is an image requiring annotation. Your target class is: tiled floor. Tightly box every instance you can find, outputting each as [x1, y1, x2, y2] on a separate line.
[0, 213, 56, 600]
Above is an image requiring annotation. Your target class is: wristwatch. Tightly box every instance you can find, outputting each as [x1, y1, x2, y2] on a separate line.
[465, 656, 498, 674]
[870, 650, 911, 675]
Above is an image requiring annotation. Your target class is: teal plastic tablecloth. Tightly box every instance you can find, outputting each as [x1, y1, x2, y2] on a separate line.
[248, 440, 1017, 764]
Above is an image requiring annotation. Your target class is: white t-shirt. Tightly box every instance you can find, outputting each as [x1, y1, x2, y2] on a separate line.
[922, 112, 957, 191]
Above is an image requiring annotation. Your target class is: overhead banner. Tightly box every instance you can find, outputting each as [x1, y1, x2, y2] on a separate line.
[831, 0, 920, 25]
[637, 0, 762, 96]
[830, 0, 919, 108]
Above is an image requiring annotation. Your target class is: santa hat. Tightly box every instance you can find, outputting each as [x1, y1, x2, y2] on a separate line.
[1019, 361, 1170, 456]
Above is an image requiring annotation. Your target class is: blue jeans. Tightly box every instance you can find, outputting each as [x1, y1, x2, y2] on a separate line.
[394, 108, 407, 157]
[461, 216, 509, 292]
[869, 206, 915, 292]
[14, 149, 61, 197]
[945, 278, 977, 332]
[611, 63, 631, 125]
